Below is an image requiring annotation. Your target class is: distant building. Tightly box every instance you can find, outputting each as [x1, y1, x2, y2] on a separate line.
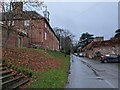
[2, 2, 59, 51]
[82, 38, 120, 59]
[93, 36, 104, 42]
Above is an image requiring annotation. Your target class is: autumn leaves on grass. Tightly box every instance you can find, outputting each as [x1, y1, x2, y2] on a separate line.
[2, 48, 61, 73]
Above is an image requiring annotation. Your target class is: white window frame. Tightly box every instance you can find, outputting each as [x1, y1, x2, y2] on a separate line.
[8, 21, 14, 26]
[45, 32, 47, 40]
[45, 23, 47, 28]
[24, 20, 30, 26]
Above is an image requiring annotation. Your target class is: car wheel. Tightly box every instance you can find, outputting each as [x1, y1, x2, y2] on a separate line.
[104, 59, 108, 63]
[100, 60, 104, 63]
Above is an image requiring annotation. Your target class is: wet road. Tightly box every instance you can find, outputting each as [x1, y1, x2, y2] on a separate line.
[66, 55, 119, 88]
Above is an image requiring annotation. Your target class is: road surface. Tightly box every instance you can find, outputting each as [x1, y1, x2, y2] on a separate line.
[66, 55, 119, 89]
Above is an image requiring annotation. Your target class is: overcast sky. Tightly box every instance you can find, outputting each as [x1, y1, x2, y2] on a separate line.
[44, 2, 118, 41]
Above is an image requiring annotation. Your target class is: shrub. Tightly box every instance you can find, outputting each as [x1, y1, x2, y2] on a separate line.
[95, 51, 102, 57]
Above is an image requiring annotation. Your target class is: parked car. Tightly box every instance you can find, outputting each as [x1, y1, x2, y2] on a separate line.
[74, 53, 78, 56]
[100, 54, 120, 63]
[78, 53, 84, 57]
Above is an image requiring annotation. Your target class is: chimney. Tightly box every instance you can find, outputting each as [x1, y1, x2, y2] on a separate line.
[12, 2, 23, 12]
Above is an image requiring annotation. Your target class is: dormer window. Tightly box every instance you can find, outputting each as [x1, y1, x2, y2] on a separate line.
[24, 20, 30, 26]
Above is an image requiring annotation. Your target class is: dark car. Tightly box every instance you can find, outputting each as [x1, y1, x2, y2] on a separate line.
[100, 54, 120, 63]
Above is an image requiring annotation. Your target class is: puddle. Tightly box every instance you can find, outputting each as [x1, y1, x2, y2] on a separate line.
[96, 77, 104, 80]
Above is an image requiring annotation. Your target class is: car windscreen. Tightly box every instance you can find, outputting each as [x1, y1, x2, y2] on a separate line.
[110, 54, 118, 58]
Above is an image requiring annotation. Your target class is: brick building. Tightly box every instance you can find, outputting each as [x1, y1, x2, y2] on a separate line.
[82, 38, 120, 59]
[2, 2, 59, 51]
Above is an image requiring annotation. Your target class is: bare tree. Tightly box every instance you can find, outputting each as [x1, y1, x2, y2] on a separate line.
[53, 27, 75, 54]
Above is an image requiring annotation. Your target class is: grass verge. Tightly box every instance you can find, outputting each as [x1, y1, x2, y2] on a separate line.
[28, 50, 70, 88]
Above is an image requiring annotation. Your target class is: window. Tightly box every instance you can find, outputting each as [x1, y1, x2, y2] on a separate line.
[110, 54, 117, 58]
[45, 23, 47, 28]
[24, 20, 30, 26]
[45, 32, 47, 40]
[0, 21, 3, 24]
[8, 21, 14, 26]
[39, 32, 41, 41]
[47, 27, 49, 31]
[22, 29, 27, 35]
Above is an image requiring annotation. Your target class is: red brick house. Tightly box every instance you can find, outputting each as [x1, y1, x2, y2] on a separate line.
[2, 2, 59, 51]
[82, 38, 120, 59]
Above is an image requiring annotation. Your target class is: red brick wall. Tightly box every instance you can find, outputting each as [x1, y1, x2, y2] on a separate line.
[26, 18, 59, 50]
[2, 26, 18, 48]
[30, 19, 43, 46]
[39, 19, 59, 51]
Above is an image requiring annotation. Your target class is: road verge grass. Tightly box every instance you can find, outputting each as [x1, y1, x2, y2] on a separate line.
[27, 50, 70, 88]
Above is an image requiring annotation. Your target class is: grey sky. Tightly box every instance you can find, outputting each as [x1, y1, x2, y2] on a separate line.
[45, 2, 118, 41]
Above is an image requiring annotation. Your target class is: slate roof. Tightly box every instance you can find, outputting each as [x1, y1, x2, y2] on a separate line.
[2, 11, 43, 20]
